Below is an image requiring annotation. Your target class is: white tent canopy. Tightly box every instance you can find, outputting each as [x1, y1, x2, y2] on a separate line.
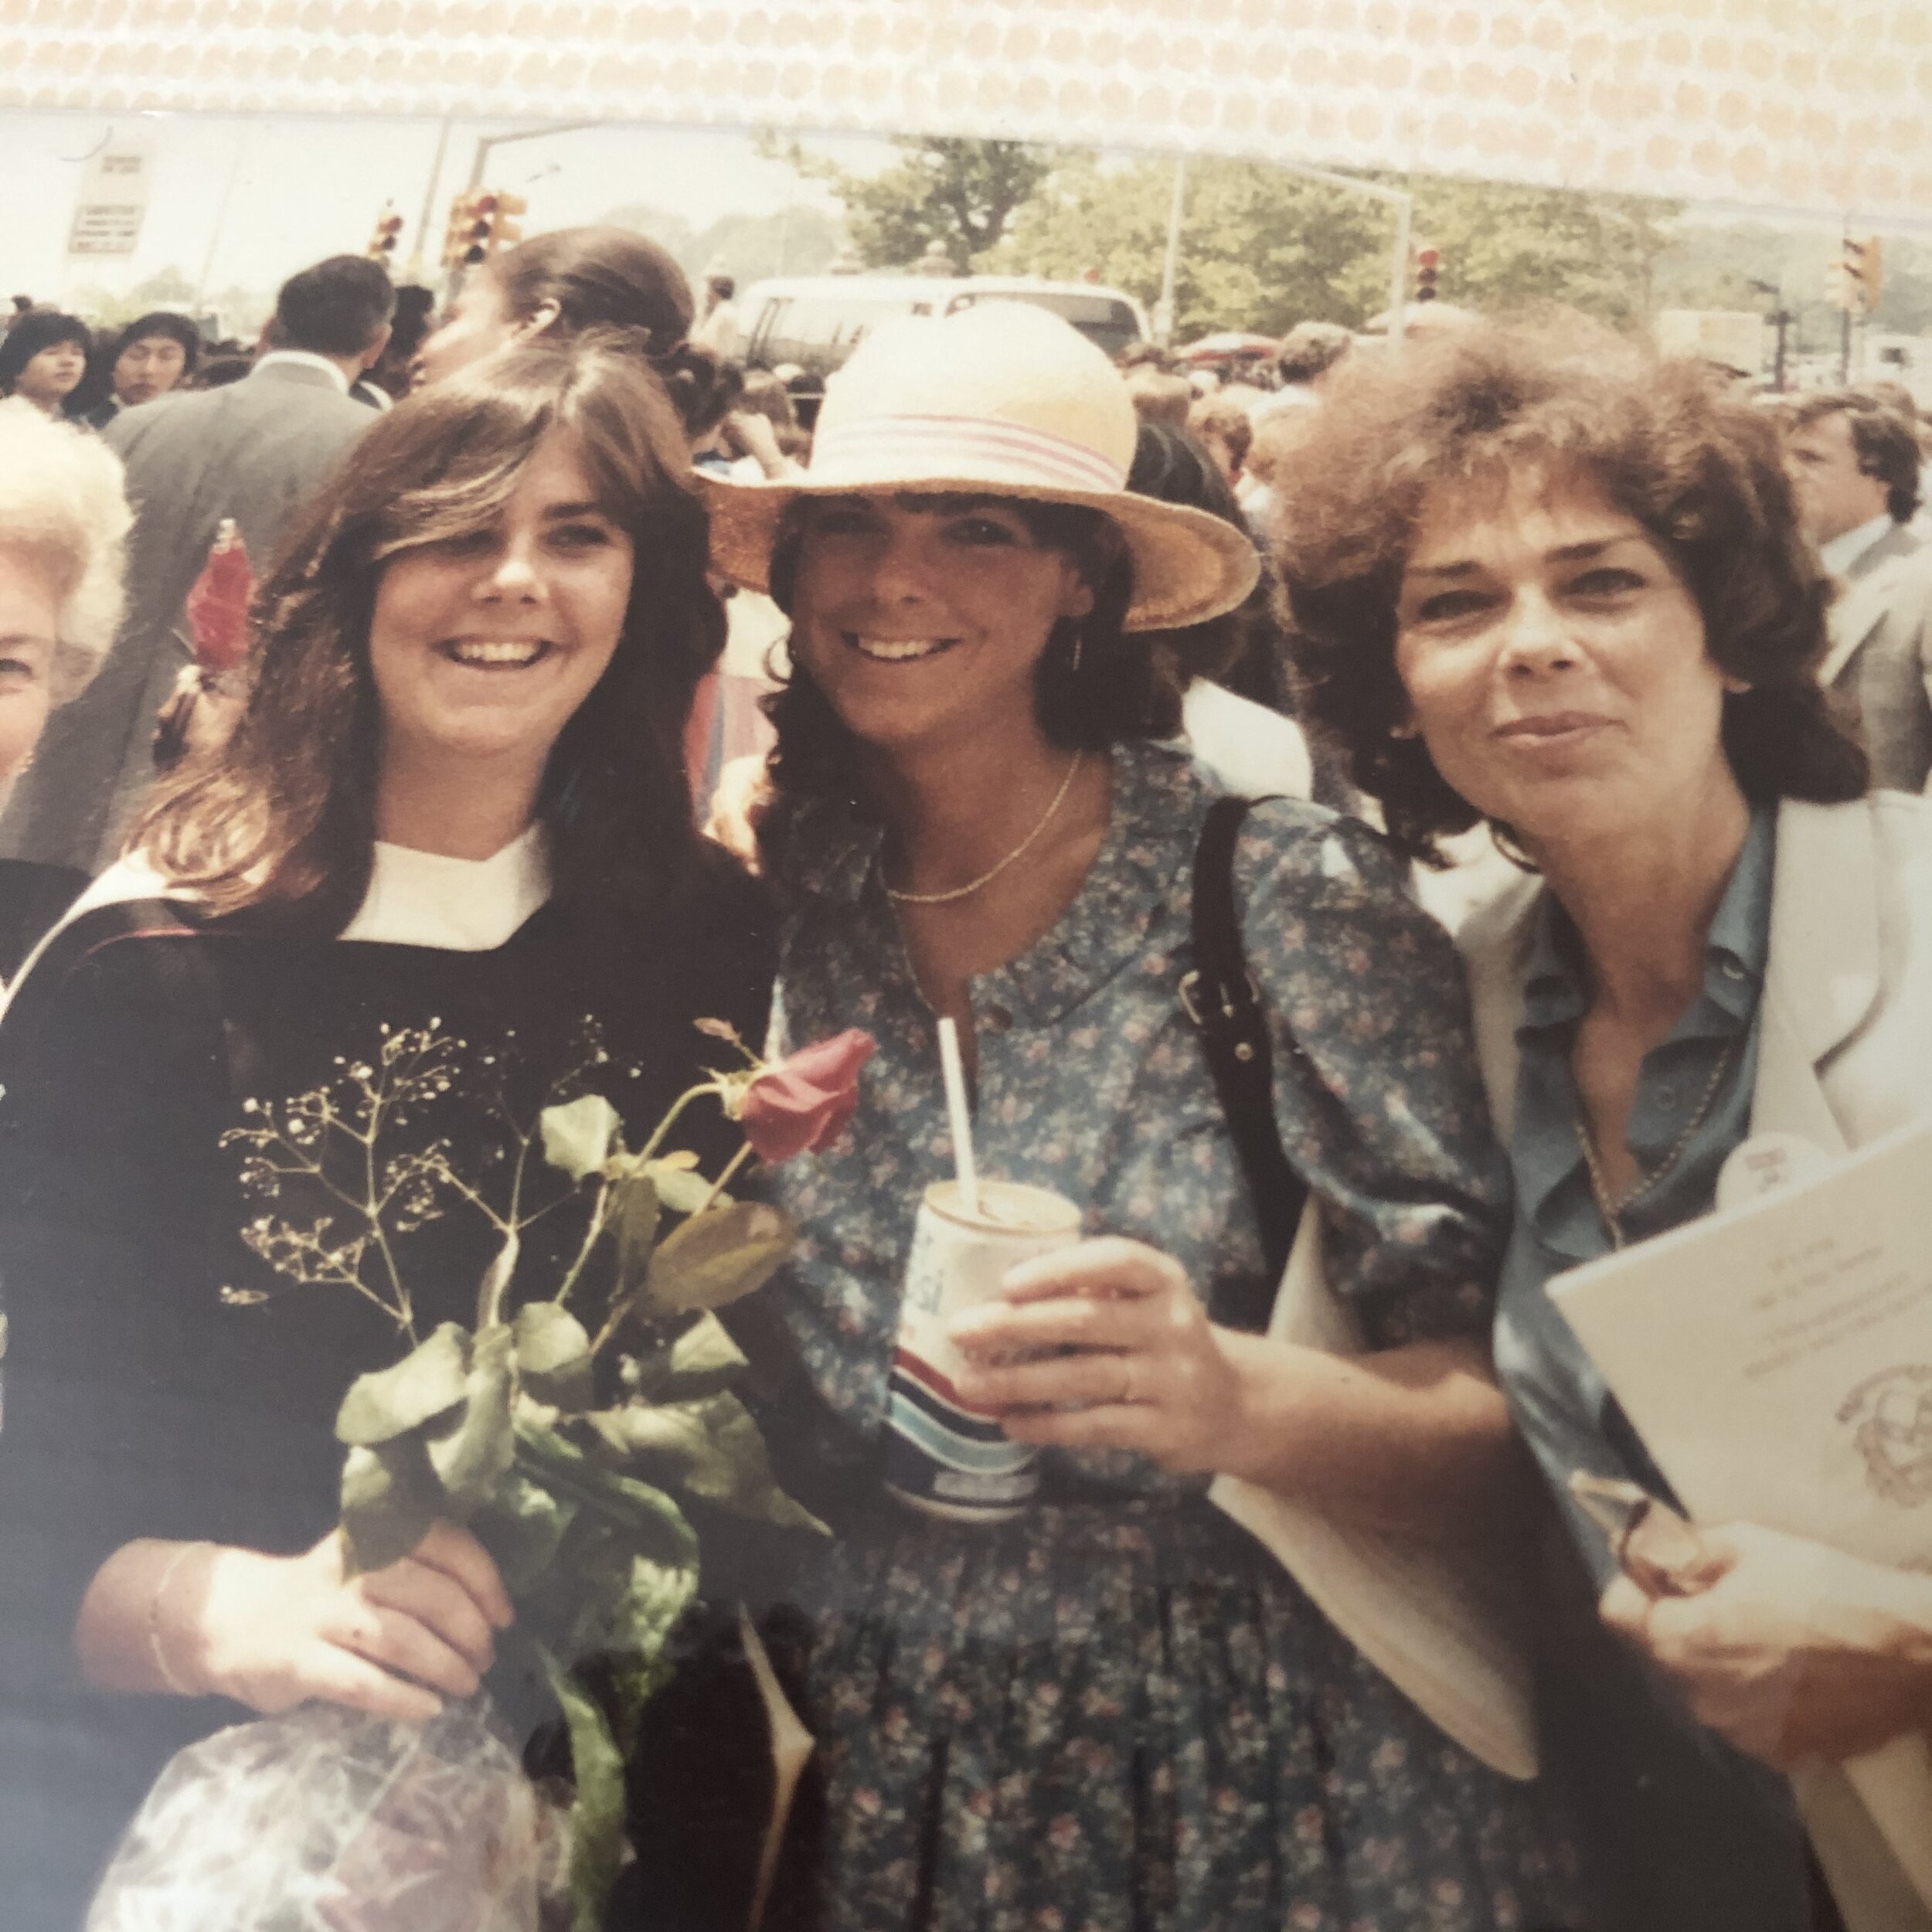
[3, 0, 1928, 226]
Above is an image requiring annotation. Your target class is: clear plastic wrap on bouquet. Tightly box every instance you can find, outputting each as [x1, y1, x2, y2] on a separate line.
[86, 1693, 572, 1932]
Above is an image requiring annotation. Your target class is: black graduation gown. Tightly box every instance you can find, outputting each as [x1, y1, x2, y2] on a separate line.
[0, 862, 773, 1932]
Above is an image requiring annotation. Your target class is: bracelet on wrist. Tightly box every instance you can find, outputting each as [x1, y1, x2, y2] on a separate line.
[148, 1540, 209, 1697]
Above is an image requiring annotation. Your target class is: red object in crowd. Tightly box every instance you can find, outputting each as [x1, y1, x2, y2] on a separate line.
[184, 520, 257, 676]
[1175, 332, 1280, 364]
[740, 1029, 876, 1162]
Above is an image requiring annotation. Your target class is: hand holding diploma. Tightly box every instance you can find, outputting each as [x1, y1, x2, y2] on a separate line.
[1583, 1478, 1932, 1773]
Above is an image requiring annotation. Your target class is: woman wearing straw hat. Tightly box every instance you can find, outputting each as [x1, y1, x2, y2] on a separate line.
[706, 302, 1577, 1930]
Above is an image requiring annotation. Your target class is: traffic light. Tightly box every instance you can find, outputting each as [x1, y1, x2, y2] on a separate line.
[1844, 235, 1883, 314]
[460, 192, 496, 267]
[486, 192, 527, 255]
[1413, 243, 1441, 304]
[440, 192, 473, 270]
[366, 206, 403, 265]
[442, 189, 529, 270]
[1827, 236, 1883, 314]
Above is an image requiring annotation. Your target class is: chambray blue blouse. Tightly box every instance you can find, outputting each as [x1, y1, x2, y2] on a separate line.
[1494, 808, 1776, 1570]
[1491, 809, 1815, 1932]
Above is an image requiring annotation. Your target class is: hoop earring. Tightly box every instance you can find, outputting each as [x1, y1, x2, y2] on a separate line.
[1070, 626, 1084, 675]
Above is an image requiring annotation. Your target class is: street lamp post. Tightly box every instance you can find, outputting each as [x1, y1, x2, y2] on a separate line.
[1154, 155, 1186, 348]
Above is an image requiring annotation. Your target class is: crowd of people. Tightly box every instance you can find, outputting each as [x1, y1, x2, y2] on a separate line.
[0, 226, 1928, 1932]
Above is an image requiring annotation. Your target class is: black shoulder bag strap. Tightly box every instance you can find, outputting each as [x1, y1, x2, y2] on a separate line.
[1184, 795, 1311, 1332]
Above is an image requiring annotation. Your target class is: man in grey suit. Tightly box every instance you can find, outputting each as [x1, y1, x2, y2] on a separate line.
[1784, 389, 1932, 794]
[0, 256, 395, 873]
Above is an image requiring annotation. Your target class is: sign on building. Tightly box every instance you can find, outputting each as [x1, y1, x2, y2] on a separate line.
[67, 138, 154, 258]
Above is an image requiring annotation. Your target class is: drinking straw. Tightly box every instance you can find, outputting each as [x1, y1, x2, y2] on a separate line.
[936, 1016, 980, 1216]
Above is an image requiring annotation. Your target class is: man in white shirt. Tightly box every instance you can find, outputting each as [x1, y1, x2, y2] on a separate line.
[693, 274, 740, 362]
[0, 258, 393, 872]
[1784, 390, 1932, 793]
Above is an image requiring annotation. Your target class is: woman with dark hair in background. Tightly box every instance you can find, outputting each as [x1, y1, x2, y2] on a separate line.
[413, 224, 744, 447]
[0, 334, 771, 1930]
[1274, 314, 1931, 1932]
[0, 311, 92, 419]
[78, 311, 202, 430]
[1124, 419, 1316, 799]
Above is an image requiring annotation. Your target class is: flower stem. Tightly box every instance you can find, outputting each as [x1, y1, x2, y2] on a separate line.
[689, 1141, 754, 1222]
[633, 1083, 726, 1165]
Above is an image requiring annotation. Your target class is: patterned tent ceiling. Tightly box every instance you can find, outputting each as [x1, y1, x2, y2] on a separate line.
[3, 0, 1928, 226]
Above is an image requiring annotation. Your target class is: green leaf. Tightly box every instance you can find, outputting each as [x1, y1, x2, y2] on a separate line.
[339, 1436, 442, 1575]
[514, 1418, 699, 1570]
[631, 1311, 748, 1403]
[644, 1201, 795, 1316]
[423, 1323, 516, 1514]
[645, 1159, 725, 1216]
[512, 1301, 594, 1412]
[609, 1173, 661, 1299]
[592, 1392, 827, 1534]
[335, 1323, 470, 1447]
[553, 1533, 696, 1749]
[539, 1648, 629, 1932]
[540, 1094, 622, 1182]
[469, 1468, 575, 1594]
[605, 1548, 699, 1683]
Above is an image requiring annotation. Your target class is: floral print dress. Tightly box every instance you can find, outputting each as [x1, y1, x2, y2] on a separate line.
[743, 742, 1578, 1932]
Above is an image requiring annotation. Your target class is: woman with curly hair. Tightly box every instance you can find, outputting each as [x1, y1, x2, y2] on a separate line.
[0, 335, 771, 1930]
[1270, 315, 1929, 1932]
[0, 400, 131, 976]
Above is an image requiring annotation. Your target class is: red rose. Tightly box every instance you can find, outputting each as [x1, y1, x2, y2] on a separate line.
[740, 1029, 875, 1162]
[185, 523, 257, 677]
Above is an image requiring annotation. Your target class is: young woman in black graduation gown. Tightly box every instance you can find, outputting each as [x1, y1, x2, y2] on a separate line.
[0, 335, 774, 1930]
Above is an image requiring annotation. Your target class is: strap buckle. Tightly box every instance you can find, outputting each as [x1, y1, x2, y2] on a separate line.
[1179, 967, 1262, 1032]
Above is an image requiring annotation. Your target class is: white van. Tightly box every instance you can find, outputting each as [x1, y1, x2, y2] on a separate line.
[738, 274, 1149, 423]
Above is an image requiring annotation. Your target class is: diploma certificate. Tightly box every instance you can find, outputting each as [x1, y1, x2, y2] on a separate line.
[1549, 1120, 1932, 1571]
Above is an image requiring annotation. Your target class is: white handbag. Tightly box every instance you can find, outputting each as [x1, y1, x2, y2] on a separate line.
[1208, 1199, 1539, 1781]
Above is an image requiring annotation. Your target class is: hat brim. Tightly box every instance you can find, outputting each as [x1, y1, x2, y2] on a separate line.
[700, 470, 1261, 634]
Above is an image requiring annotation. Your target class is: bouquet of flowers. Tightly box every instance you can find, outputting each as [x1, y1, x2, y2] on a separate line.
[86, 1018, 875, 1932]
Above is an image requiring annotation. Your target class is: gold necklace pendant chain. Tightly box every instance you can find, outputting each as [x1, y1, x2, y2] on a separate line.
[1575, 1035, 1740, 1251]
[884, 750, 1084, 906]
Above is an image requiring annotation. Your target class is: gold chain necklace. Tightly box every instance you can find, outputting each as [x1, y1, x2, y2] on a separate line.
[883, 751, 1084, 906]
[1574, 1036, 1739, 1250]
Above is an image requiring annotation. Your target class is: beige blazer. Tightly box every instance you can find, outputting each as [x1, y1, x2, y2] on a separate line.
[1454, 791, 1932, 1932]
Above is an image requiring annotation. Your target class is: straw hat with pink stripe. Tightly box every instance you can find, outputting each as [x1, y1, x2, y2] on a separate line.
[702, 301, 1260, 632]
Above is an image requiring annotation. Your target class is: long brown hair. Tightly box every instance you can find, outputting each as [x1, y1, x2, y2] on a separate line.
[135, 332, 726, 930]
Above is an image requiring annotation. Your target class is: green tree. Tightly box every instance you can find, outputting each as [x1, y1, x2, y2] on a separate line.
[597, 204, 699, 268]
[1402, 181, 1679, 325]
[989, 153, 1389, 337]
[127, 264, 196, 308]
[684, 206, 845, 286]
[763, 135, 1053, 271]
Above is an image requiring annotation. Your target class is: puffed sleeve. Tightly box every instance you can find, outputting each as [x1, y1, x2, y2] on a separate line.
[1233, 803, 1510, 1348]
[0, 921, 233, 1697]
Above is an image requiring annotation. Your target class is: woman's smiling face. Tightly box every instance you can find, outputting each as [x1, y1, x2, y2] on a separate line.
[1392, 464, 1740, 852]
[0, 547, 58, 783]
[787, 493, 1096, 754]
[366, 432, 634, 780]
